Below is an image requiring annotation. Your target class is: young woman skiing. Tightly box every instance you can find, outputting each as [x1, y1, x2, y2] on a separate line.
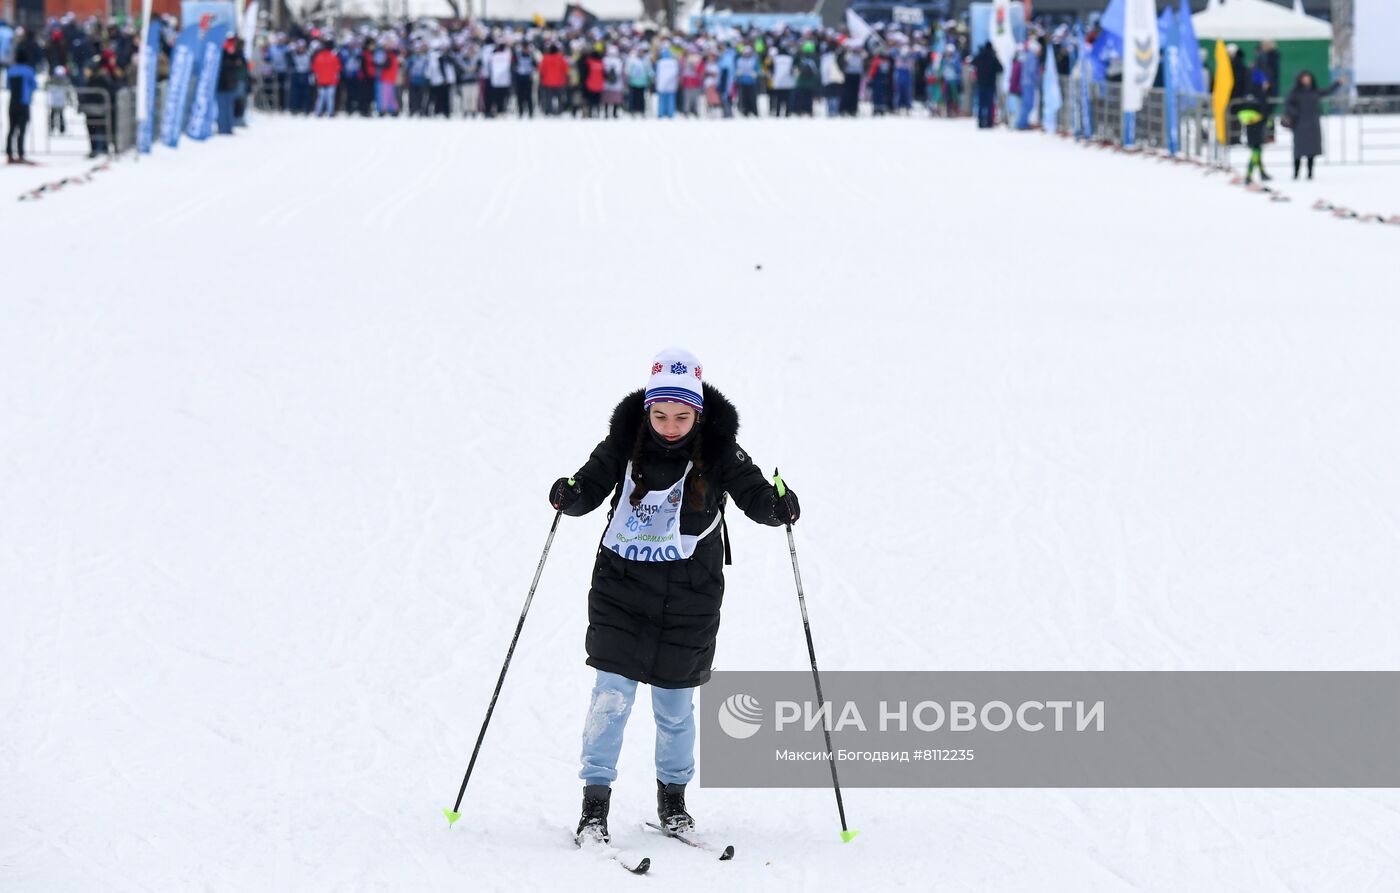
[548, 348, 801, 845]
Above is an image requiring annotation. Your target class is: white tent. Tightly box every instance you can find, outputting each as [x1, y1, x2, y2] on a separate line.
[1191, 0, 1332, 41]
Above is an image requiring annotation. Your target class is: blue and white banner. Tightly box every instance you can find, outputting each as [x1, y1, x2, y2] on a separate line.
[160, 24, 203, 148]
[186, 24, 228, 141]
[1042, 45, 1063, 133]
[1122, 0, 1160, 113]
[137, 19, 162, 153]
[1161, 8, 1181, 155]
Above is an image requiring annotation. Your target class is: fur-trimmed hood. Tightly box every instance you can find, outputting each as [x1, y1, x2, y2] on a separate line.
[606, 382, 740, 468]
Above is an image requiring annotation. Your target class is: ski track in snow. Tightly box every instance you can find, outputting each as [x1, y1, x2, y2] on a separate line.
[3, 114, 1400, 891]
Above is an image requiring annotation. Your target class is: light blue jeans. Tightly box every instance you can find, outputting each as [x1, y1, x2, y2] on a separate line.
[580, 670, 695, 788]
[657, 91, 677, 118]
[314, 86, 336, 117]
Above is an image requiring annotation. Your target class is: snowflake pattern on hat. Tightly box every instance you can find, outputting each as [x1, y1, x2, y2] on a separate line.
[643, 348, 705, 414]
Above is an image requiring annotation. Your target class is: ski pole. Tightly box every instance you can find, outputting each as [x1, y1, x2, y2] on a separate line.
[444, 509, 563, 827]
[774, 470, 857, 844]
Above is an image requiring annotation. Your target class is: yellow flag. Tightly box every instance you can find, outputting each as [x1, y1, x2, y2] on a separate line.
[1212, 40, 1234, 145]
[533, 12, 545, 26]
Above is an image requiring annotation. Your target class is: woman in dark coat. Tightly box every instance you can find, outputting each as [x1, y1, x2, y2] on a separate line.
[1284, 70, 1344, 180]
[549, 348, 799, 846]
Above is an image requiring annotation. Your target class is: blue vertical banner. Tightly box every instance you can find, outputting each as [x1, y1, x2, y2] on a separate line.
[186, 24, 228, 141]
[138, 19, 162, 153]
[1162, 8, 1181, 155]
[1176, 0, 1206, 95]
[160, 24, 203, 148]
[1077, 27, 1094, 139]
[1042, 44, 1062, 134]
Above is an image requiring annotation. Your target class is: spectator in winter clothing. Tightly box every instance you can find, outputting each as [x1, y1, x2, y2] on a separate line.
[735, 45, 760, 117]
[867, 49, 893, 116]
[601, 45, 624, 117]
[769, 44, 793, 116]
[680, 49, 704, 118]
[716, 44, 736, 118]
[625, 46, 651, 117]
[1015, 42, 1040, 130]
[216, 37, 244, 134]
[407, 43, 430, 116]
[1237, 77, 1272, 184]
[840, 44, 864, 116]
[554, 349, 800, 847]
[80, 50, 121, 157]
[268, 34, 290, 110]
[288, 40, 313, 114]
[974, 42, 1002, 128]
[486, 41, 511, 117]
[583, 49, 605, 118]
[426, 40, 454, 118]
[1283, 70, 1344, 180]
[312, 41, 341, 117]
[46, 65, 71, 135]
[793, 41, 820, 116]
[655, 46, 679, 119]
[512, 42, 536, 118]
[539, 43, 569, 115]
[893, 44, 915, 113]
[941, 42, 963, 117]
[6, 33, 39, 164]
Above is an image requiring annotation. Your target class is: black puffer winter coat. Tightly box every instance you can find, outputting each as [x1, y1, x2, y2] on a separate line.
[1284, 75, 1342, 160]
[563, 384, 785, 689]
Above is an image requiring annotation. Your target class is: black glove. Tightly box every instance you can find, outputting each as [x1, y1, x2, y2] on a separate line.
[773, 485, 800, 525]
[549, 477, 582, 511]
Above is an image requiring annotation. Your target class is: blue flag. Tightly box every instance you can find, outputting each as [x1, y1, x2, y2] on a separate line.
[1090, 0, 1124, 82]
[1077, 23, 1094, 138]
[1176, 0, 1207, 94]
[160, 24, 202, 148]
[138, 19, 161, 154]
[1042, 43, 1063, 133]
[186, 25, 228, 141]
[1162, 7, 1181, 154]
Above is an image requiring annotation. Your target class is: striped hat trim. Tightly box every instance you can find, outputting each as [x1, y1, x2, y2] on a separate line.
[644, 387, 704, 411]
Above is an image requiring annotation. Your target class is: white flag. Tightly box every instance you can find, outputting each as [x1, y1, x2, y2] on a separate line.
[845, 9, 873, 48]
[242, 1, 260, 52]
[990, 0, 1016, 70]
[1122, 0, 1160, 113]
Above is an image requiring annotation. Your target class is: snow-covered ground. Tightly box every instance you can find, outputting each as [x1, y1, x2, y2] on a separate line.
[4, 114, 1399, 891]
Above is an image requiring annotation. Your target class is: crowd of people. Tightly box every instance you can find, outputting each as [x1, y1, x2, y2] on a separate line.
[3, 15, 144, 163]
[2, 13, 257, 163]
[254, 20, 980, 120]
[3, 10, 1346, 182]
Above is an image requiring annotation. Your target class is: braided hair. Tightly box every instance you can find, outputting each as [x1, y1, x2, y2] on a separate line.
[627, 416, 708, 510]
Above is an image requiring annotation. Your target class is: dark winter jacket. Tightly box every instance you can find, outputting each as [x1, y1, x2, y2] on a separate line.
[974, 43, 1002, 92]
[565, 384, 786, 689]
[1284, 76, 1340, 159]
[1237, 84, 1271, 150]
[217, 47, 244, 93]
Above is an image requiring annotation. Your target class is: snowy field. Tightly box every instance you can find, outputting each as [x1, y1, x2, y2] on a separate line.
[4, 115, 1400, 891]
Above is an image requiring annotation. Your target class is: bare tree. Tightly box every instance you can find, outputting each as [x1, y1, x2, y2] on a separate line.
[1330, 0, 1352, 87]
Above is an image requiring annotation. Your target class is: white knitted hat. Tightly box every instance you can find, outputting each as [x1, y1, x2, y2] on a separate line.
[643, 348, 704, 414]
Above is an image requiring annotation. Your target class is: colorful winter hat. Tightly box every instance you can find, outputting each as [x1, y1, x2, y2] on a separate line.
[643, 348, 704, 414]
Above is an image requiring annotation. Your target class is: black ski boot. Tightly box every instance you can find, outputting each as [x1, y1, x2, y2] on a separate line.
[575, 784, 612, 845]
[656, 779, 694, 833]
